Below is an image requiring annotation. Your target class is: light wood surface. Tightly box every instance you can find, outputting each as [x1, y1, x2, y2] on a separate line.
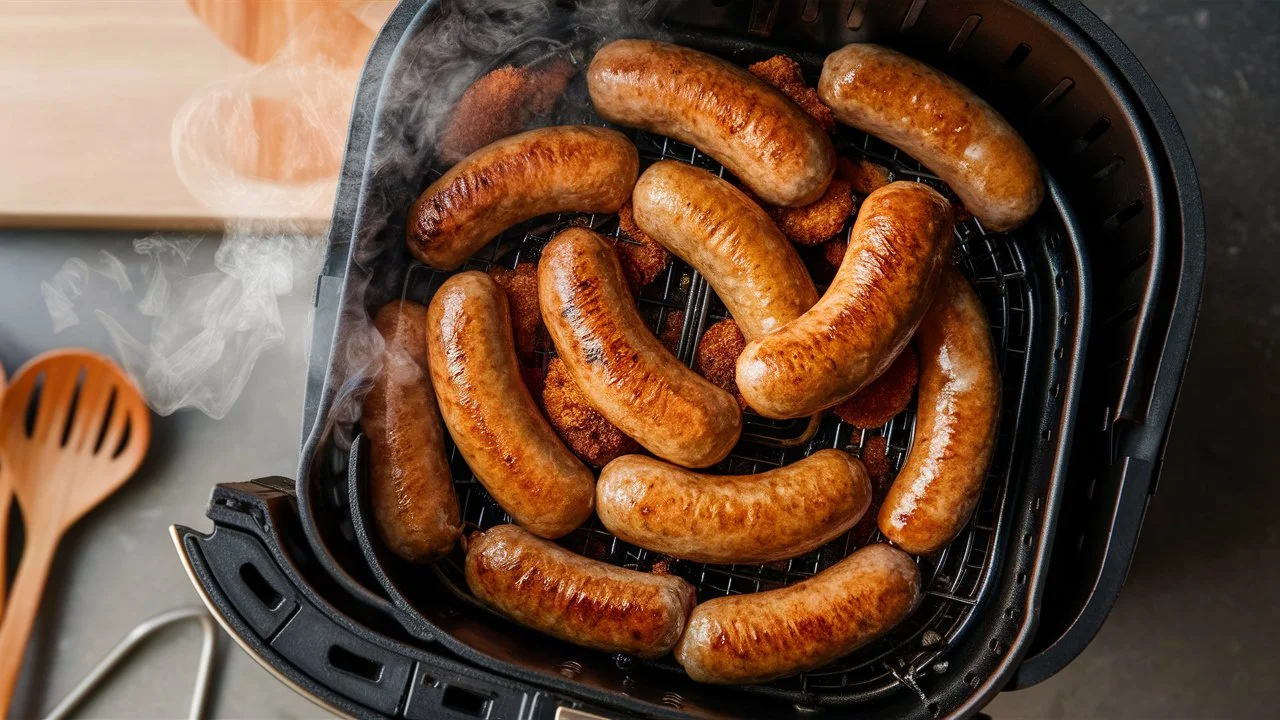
[0, 1, 394, 230]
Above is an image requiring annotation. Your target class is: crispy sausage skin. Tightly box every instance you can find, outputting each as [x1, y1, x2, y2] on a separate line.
[362, 300, 462, 562]
[407, 126, 639, 270]
[596, 450, 871, 564]
[631, 161, 819, 340]
[675, 543, 921, 683]
[465, 524, 696, 658]
[426, 272, 594, 538]
[539, 227, 742, 468]
[879, 269, 1000, 554]
[588, 39, 834, 207]
[818, 44, 1043, 232]
[736, 182, 954, 419]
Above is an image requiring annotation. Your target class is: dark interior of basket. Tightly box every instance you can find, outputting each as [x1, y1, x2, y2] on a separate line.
[294, 0, 1171, 716]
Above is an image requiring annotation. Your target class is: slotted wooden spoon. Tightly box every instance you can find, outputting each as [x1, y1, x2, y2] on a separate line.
[0, 350, 150, 715]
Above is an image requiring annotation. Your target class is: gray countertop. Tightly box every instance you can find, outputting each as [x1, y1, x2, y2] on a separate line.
[1, 1, 1276, 717]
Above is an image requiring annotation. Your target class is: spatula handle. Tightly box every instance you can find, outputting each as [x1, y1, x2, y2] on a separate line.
[0, 529, 58, 716]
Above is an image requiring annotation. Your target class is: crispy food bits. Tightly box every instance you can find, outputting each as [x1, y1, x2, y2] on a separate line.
[768, 177, 855, 246]
[488, 262, 543, 356]
[438, 60, 576, 164]
[613, 202, 671, 292]
[542, 357, 640, 467]
[832, 345, 920, 428]
[748, 55, 835, 133]
[837, 155, 893, 197]
[694, 319, 749, 410]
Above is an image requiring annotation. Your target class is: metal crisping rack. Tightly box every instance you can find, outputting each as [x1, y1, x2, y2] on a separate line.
[356, 124, 1037, 702]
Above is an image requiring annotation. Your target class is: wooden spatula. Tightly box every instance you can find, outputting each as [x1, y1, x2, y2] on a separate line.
[0, 350, 150, 715]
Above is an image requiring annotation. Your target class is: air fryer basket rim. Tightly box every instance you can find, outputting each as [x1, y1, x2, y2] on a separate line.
[279, 0, 1204, 716]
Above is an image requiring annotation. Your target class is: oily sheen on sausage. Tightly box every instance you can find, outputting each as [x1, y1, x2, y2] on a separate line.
[362, 300, 461, 562]
[465, 524, 696, 658]
[736, 182, 954, 418]
[819, 44, 1043, 231]
[879, 268, 1001, 554]
[588, 39, 834, 207]
[426, 272, 594, 538]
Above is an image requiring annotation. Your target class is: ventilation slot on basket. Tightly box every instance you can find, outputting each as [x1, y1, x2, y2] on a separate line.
[1101, 200, 1145, 235]
[239, 563, 284, 610]
[1072, 117, 1111, 154]
[1033, 78, 1076, 116]
[800, 0, 820, 23]
[846, 0, 868, 29]
[949, 14, 982, 54]
[900, 0, 927, 32]
[328, 646, 383, 682]
[1002, 43, 1032, 72]
[1089, 156, 1126, 183]
[441, 685, 492, 717]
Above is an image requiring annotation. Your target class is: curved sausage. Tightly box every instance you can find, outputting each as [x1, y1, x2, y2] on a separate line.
[426, 272, 594, 538]
[407, 126, 639, 270]
[818, 44, 1043, 232]
[736, 182, 953, 419]
[675, 543, 921, 684]
[465, 524, 696, 658]
[539, 227, 742, 468]
[596, 449, 871, 564]
[879, 269, 1000, 554]
[588, 39, 834, 207]
[362, 300, 462, 562]
[631, 161, 819, 340]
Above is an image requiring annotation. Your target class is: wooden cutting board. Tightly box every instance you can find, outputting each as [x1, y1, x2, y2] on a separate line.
[0, 0, 395, 231]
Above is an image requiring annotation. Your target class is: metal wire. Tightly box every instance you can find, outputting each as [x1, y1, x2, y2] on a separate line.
[376, 126, 1037, 697]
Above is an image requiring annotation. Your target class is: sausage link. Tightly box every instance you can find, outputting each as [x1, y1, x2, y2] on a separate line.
[362, 300, 462, 562]
[631, 161, 819, 341]
[588, 39, 834, 207]
[539, 227, 742, 468]
[675, 543, 921, 684]
[427, 272, 594, 538]
[818, 44, 1043, 231]
[465, 524, 696, 658]
[879, 269, 1000, 554]
[407, 126, 638, 269]
[736, 182, 953, 419]
[596, 449, 871, 564]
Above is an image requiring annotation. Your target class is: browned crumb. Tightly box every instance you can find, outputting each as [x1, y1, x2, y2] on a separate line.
[748, 55, 835, 133]
[768, 177, 855, 246]
[612, 202, 671, 292]
[541, 357, 639, 467]
[488, 262, 543, 357]
[838, 156, 893, 196]
[951, 199, 974, 225]
[832, 345, 919, 428]
[860, 435, 893, 478]
[849, 440, 893, 544]
[437, 61, 576, 164]
[657, 310, 685, 354]
[694, 319, 750, 410]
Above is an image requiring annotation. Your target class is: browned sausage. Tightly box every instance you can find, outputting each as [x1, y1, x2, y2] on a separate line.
[588, 39, 834, 207]
[465, 524, 696, 658]
[362, 300, 461, 562]
[426, 272, 594, 538]
[818, 44, 1043, 232]
[407, 126, 639, 269]
[879, 269, 1000, 554]
[736, 182, 953, 419]
[539, 227, 742, 468]
[631, 161, 819, 341]
[674, 543, 921, 684]
[596, 449, 871, 564]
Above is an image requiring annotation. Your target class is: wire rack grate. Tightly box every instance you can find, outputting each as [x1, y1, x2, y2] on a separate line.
[373, 124, 1034, 699]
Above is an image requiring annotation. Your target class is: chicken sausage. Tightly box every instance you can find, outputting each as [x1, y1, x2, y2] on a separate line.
[539, 227, 742, 468]
[736, 181, 954, 419]
[362, 300, 462, 563]
[596, 449, 871, 564]
[588, 39, 834, 207]
[465, 524, 696, 658]
[818, 44, 1043, 231]
[426, 272, 594, 538]
[675, 543, 921, 684]
[407, 126, 639, 269]
[879, 268, 1001, 554]
[631, 161, 819, 340]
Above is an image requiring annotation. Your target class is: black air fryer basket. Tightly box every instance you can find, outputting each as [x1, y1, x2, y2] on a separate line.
[173, 0, 1203, 717]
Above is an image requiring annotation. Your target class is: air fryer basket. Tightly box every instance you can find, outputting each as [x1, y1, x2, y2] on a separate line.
[270, 0, 1199, 717]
